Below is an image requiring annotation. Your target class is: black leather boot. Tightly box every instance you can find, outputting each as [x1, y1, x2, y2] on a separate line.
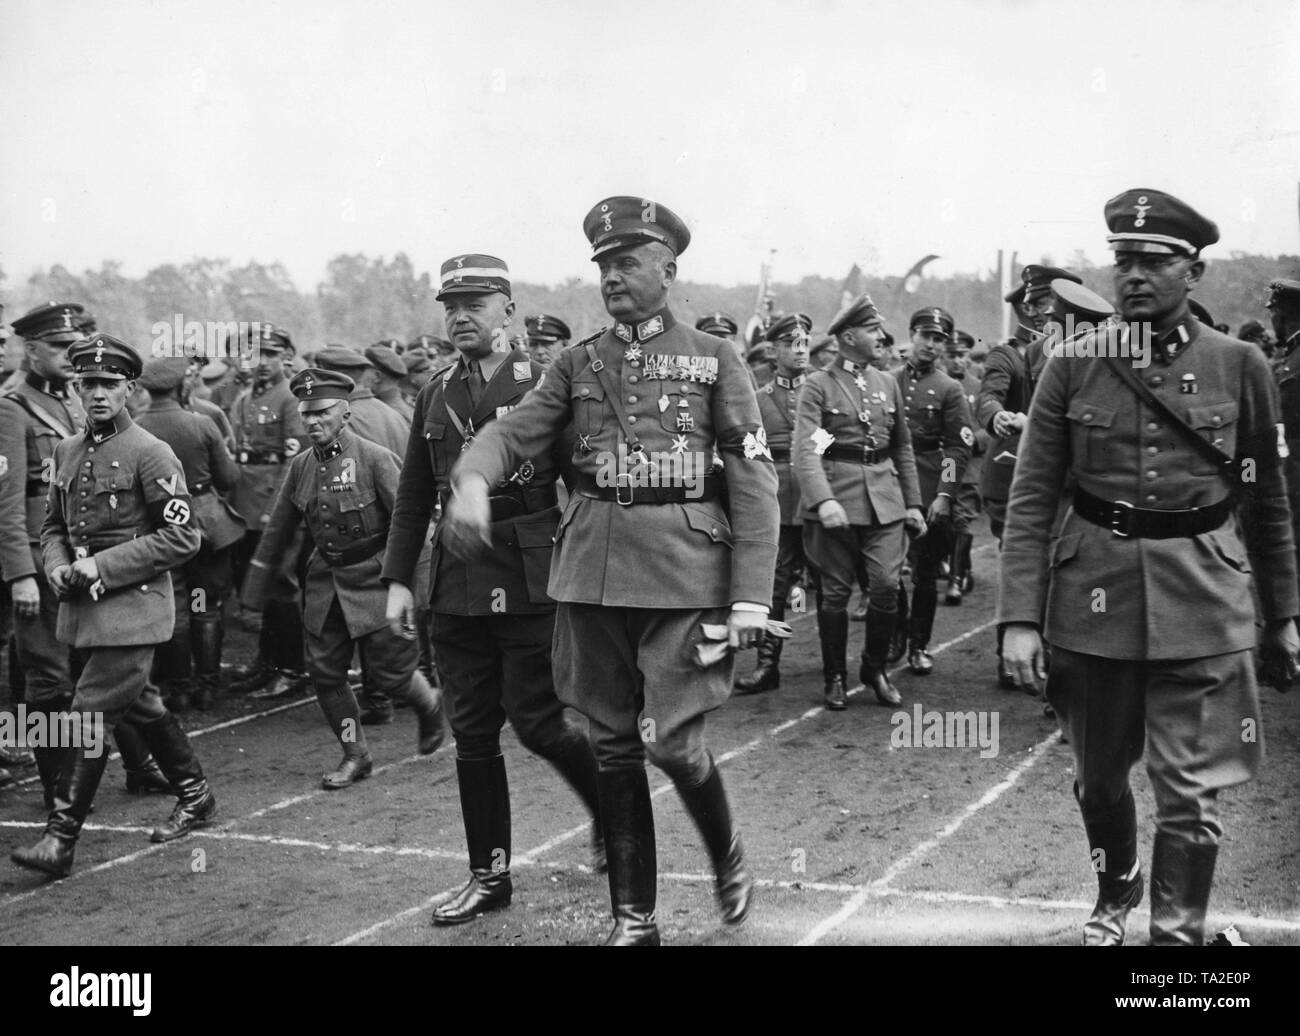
[115, 721, 173, 795]
[137, 712, 217, 842]
[248, 602, 309, 699]
[598, 766, 659, 946]
[946, 532, 972, 605]
[908, 583, 938, 674]
[861, 605, 903, 706]
[959, 532, 974, 592]
[152, 626, 193, 712]
[314, 681, 372, 789]
[888, 582, 910, 664]
[399, 670, 445, 755]
[32, 746, 66, 811]
[11, 745, 109, 878]
[190, 615, 224, 711]
[1149, 831, 1218, 946]
[818, 606, 849, 710]
[734, 634, 782, 695]
[1078, 784, 1143, 946]
[432, 755, 513, 925]
[674, 761, 752, 926]
[544, 736, 606, 873]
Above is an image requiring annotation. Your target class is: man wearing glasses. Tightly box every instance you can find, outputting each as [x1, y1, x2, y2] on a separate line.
[1000, 189, 1299, 946]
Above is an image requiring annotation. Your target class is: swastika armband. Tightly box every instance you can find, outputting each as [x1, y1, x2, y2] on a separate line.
[150, 495, 194, 526]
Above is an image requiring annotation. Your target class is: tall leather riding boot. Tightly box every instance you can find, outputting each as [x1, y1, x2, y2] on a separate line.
[1149, 831, 1218, 947]
[861, 605, 903, 706]
[190, 615, 224, 711]
[137, 712, 217, 843]
[908, 583, 938, 674]
[226, 612, 275, 694]
[1078, 784, 1143, 946]
[114, 720, 172, 795]
[959, 531, 975, 592]
[817, 606, 849, 710]
[11, 745, 110, 878]
[889, 581, 910, 664]
[946, 532, 972, 604]
[152, 628, 193, 712]
[544, 736, 606, 872]
[734, 633, 782, 695]
[399, 670, 446, 756]
[32, 746, 67, 811]
[674, 761, 752, 926]
[416, 609, 438, 687]
[268, 599, 305, 675]
[315, 682, 372, 789]
[432, 755, 513, 925]
[598, 766, 659, 946]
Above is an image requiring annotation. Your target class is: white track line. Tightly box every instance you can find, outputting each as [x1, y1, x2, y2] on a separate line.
[796, 729, 1061, 946]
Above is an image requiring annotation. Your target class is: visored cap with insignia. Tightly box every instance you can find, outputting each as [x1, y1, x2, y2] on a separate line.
[364, 345, 407, 379]
[696, 313, 738, 337]
[138, 358, 188, 392]
[765, 312, 813, 342]
[746, 342, 774, 364]
[827, 293, 885, 336]
[525, 314, 571, 343]
[1051, 280, 1115, 321]
[583, 196, 690, 261]
[947, 330, 976, 354]
[436, 254, 511, 301]
[1105, 188, 1219, 256]
[1266, 278, 1300, 311]
[909, 307, 955, 339]
[1020, 265, 1081, 302]
[315, 345, 372, 371]
[809, 335, 837, 359]
[290, 367, 355, 411]
[69, 333, 142, 380]
[200, 361, 228, 381]
[12, 301, 90, 344]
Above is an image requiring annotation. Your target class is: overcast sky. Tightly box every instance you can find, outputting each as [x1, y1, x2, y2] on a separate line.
[3, 0, 1298, 292]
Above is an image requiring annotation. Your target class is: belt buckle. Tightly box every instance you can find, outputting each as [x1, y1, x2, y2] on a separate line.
[1110, 499, 1134, 538]
[615, 471, 634, 506]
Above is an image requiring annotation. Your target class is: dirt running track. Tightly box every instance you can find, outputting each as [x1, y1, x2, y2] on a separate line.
[2, 521, 1298, 947]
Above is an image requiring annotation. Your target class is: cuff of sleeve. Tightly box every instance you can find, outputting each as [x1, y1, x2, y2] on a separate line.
[732, 602, 769, 614]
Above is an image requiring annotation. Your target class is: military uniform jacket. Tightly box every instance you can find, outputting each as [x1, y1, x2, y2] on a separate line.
[1273, 342, 1300, 506]
[0, 375, 83, 582]
[138, 398, 246, 551]
[376, 390, 415, 426]
[793, 358, 922, 525]
[247, 428, 400, 638]
[41, 414, 201, 647]
[230, 377, 305, 526]
[453, 312, 780, 609]
[347, 390, 410, 457]
[383, 348, 569, 616]
[998, 319, 1299, 660]
[977, 338, 1044, 501]
[896, 363, 973, 506]
[757, 373, 806, 526]
[959, 370, 987, 487]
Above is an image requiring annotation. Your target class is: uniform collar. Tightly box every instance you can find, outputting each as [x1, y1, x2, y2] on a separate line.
[87, 411, 131, 444]
[25, 370, 71, 398]
[774, 373, 806, 389]
[838, 357, 869, 374]
[905, 361, 933, 379]
[614, 308, 676, 345]
[1150, 314, 1197, 363]
[314, 427, 353, 460]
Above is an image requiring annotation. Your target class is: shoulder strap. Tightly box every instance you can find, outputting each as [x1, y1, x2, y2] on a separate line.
[1100, 354, 1237, 489]
[584, 341, 646, 460]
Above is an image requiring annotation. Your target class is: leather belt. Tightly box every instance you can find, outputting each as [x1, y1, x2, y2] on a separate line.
[438, 482, 559, 522]
[1072, 487, 1233, 539]
[912, 439, 942, 452]
[823, 443, 887, 464]
[768, 447, 791, 462]
[190, 483, 213, 496]
[317, 533, 387, 567]
[26, 479, 50, 499]
[575, 473, 722, 506]
[238, 450, 284, 465]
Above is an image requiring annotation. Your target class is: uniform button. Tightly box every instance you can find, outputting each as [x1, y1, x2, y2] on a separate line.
[1082, 413, 1093, 421]
[628, 375, 639, 384]
[1146, 470, 1158, 480]
[1146, 446, 1158, 455]
[1212, 415, 1222, 425]
[628, 395, 638, 404]
[78, 521, 85, 527]
[1147, 422, 1159, 432]
[628, 416, 637, 424]
[1146, 494, 1157, 503]
[141, 585, 148, 592]
[352, 526, 361, 534]
[580, 388, 590, 397]
[88, 448, 94, 454]
[324, 522, 331, 528]
[710, 526, 719, 536]
[1149, 376, 1164, 386]
[83, 461, 91, 467]
[321, 504, 329, 510]
[320, 466, 327, 473]
[81, 491, 87, 496]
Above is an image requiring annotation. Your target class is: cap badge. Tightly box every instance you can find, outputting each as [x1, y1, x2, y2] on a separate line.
[601, 204, 613, 232]
[303, 375, 314, 393]
[455, 257, 465, 268]
[62, 308, 74, 329]
[1134, 195, 1150, 228]
[93, 343, 105, 363]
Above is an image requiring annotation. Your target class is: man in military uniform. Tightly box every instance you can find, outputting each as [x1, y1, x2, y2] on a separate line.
[896, 307, 973, 673]
[524, 314, 571, 368]
[243, 368, 443, 788]
[696, 313, 743, 362]
[735, 312, 811, 694]
[228, 325, 310, 699]
[384, 253, 602, 927]
[315, 347, 410, 457]
[795, 294, 925, 710]
[1001, 190, 1299, 946]
[137, 360, 245, 710]
[745, 340, 776, 388]
[978, 265, 1081, 687]
[1267, 280, 1300, 566]
[944, 330, 985, 603]
[366, 344, 415, 425]
[439, 204, 778, 947]
[0, 304, 171, 806]
[11, 335, 216, 878]
[809, 335, 838, 370]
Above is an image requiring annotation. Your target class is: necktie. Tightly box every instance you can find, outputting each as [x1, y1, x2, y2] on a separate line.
[467, 359, 484, 408]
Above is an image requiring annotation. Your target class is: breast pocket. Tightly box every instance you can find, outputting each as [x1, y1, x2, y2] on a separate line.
[1185, 399, 1239, 475]
[571, 378, 606, 437]
[658, 383, 706, 433]
[334, 488, 378, 539]
[423, 420, 452, 477]
[94, 473, 136, 526]
[1066, 399, 1117, 470]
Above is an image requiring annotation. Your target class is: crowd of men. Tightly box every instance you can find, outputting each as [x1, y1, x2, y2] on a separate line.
[0, 188, 1297, 948]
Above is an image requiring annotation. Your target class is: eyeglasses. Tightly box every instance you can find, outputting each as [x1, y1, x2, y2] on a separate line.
[1113, 255, 1188, 275]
